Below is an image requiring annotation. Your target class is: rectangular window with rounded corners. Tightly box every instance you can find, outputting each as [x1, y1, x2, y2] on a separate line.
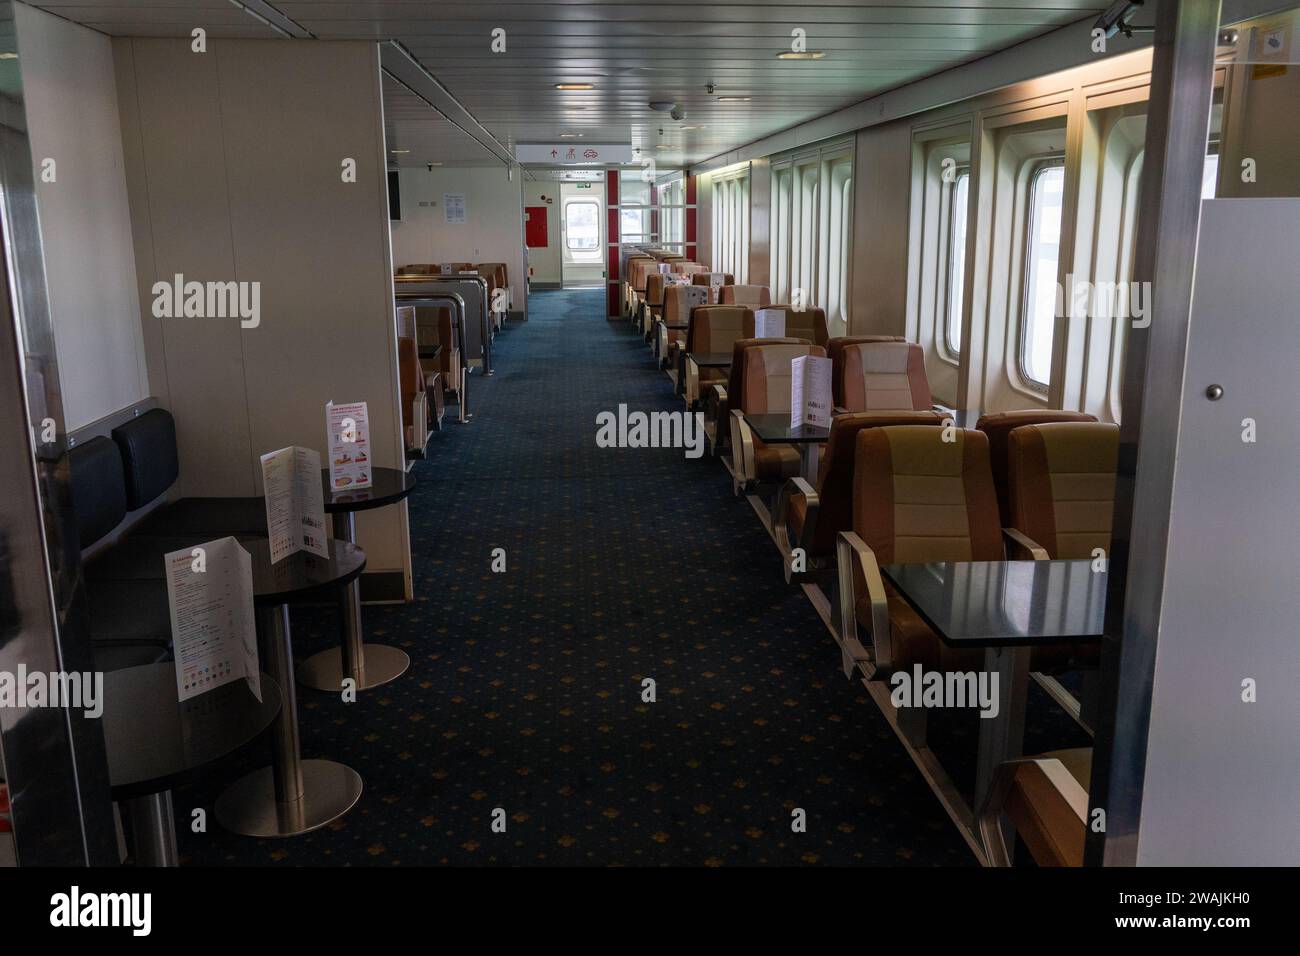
[1019, 160, 1065, 389]
[944, 169, 970, 355]
[565, 201, 599, 250]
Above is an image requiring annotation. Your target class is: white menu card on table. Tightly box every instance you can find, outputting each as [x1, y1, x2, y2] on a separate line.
[260, 445, 329, 564]
[326, 400, 372, 492]
[791, 354, 833, 429]
[754, 308, 786, 338]
[165, 537, 261, 703]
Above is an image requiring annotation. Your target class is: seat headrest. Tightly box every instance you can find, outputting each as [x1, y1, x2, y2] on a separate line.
[111, 408, 179, 510]
[69, 436, 128, 549]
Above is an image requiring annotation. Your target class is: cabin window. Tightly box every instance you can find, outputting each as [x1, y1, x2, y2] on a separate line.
[1018, 160, 1065, 390]
[710, 165, 750, 283]
[944, 169, 970, 355]
[770, 140, 853, 320]
[820, 155, 853, 329]
[565, 201, 599, 251]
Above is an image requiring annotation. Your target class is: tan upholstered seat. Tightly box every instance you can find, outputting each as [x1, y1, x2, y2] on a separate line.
[683, 306, 753, 405]
[784, 411, 946, 562]
[642, 273, 668, 335]
[661, 284, 709, 366]
[721, 285, 771, 307]
[984, 747, 1091, 867]
[839, 341, 932, 413]
[398, 337, 426, 450]
[843, 425, 1001, 674]
[1008, 421, 1119, 560]
[827, 335, 906, 407]
[765, 305, 829, 347]
[732, 341, 824, 484]
[977, 409, 1099, 526]
[692, 271, 733, 286]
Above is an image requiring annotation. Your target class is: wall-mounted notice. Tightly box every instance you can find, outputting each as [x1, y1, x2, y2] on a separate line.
[326, 400, 372, 492]
[165, 537, 260, 703]
[791, 354, 833, 429]
[754, 308, 786, 338]
[443, 192, 467, 224]
[261, 446, 329, 564]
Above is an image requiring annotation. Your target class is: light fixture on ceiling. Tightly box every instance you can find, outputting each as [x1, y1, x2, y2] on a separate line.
[648, 100, 676, 112]
[717, 96, 751, 102]
[555, 83, 594, 90]
[679, 125, 703, 131]
[559, 132, 584, 138]
[0, 53, 17, 60]
[777, 51, 825, 60]
[428, 161, 444, 167]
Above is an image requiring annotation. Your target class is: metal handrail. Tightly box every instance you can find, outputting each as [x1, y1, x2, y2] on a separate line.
[394, 290, 470, 423]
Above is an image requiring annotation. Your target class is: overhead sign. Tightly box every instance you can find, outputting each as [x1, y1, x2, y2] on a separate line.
[515, 143, 636, 165]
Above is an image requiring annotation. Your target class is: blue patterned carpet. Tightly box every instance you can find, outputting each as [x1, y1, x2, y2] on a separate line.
[172, 288, 1085, 866]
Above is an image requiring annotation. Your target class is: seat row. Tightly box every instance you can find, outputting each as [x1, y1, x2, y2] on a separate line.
[638, 284, 1117, 867]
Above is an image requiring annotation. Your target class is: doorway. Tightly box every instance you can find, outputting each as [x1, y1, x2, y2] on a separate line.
[559, 180, 605, 288]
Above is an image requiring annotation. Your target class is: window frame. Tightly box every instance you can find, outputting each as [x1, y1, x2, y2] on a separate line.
[941, 166, 971, 359]
[1016, 157, 1066, 392]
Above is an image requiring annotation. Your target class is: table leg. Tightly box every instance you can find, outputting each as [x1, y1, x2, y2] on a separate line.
[800, 443, 820, 485]
[127, 791, 178, 866]
[297, 513, 410, 691]
[215, 604, 362, 837]
[974, 644, 1031, 860]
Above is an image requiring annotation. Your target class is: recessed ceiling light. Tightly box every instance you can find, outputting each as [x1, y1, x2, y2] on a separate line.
[656, 145, 674, 150]
[555, 83, 594, 90]
[428, 161, 444, 167]
[559, 133, 584, 138]
[717, 96, 751, 102]
[0, 53, 17, 60]
[390, 149, 411, 154]
[777, 51, 826, 60]
[679, 125, 703, 131]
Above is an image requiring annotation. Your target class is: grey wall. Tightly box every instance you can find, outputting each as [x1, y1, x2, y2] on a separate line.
[114, 37, 410, 580]
[16, 2, 147, 430]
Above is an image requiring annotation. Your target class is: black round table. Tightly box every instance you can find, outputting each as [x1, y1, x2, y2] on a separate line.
[296, 467, 417, 692]
[214, 536, 366, 839]
[103, 663, 281, 866]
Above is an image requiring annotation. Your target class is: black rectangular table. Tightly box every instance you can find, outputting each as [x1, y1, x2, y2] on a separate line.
[880, 558, 1105, 853]
[741, 413, 831, 482]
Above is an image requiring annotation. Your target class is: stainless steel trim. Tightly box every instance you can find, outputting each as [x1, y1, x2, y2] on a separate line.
[1088, 0, 1222, 867]
[0, 0, 117, 865]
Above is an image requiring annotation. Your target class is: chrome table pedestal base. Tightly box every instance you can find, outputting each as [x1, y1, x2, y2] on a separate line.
[218, 604, 362, 837]
[297, 512, 409, 692]
[128, 790, 179, 866]
[215, 759, 362, 838]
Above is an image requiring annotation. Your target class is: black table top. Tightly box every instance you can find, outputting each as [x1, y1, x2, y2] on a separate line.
[743, 413, 831, 444]
[687, 352, 732, 368]
[103, 663, 281, 800]
[320, 466, 416, 512]
[881, 559, 1106, 648]
[244, 536, 367, 605]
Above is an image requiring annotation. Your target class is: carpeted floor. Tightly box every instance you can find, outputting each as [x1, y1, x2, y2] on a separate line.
[173, 288, 1086, 866]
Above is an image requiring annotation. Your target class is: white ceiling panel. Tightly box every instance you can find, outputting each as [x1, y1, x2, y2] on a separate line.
[31, 0, 1106, 165]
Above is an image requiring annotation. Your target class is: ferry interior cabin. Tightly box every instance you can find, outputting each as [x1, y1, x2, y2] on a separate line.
[0, 0, 1298, 906]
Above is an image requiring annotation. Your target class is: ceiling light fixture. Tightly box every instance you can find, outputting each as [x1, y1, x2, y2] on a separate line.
[555, 83, 594, 90]
[716, 96, 751, 102]
[390, 149, 411, 154]
[777, 51, 825, 60]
